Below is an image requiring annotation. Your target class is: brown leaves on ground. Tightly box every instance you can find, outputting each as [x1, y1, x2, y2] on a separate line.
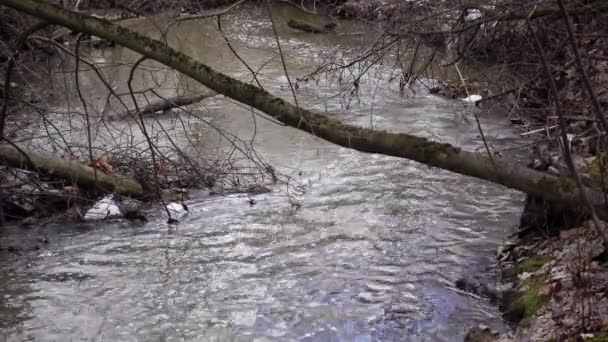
[504, 219, 608, 340]
[87, 155, 113, 174]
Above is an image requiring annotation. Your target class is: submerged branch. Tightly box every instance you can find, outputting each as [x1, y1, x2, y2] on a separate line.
[0, 144, 144, 197]
[287, 19, 327, 34]
[108, 90, 217, 121]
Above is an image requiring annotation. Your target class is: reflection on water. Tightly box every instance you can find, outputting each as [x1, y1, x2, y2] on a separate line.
[0, 4, 524, 341]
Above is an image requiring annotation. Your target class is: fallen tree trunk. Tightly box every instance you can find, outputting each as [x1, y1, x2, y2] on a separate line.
[2, 0, 607, 219]
[0, 144, 144, 197]
[107, 90, 217, 121]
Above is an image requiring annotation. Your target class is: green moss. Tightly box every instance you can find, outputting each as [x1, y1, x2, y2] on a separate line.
[435, 151, 448, 160]
[503, 255, 551, 281]
[516, 255, 552, 274]
[417, 141, 460, 163]
[503, 275, 549, 327]
[559, 176, 577, 192]
[536, 176, 556, 193]
[586, 332, 608, 342]
[589, 153, 608, 182]
[287, 19, 325, 33]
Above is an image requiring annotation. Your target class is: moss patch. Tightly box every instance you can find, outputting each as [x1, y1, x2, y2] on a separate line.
[516, 255, 552, 274]
[589, 153, 608, 182]
[535, 175, 567, 196]
[559, 176, 577, 193]
[287, 19, 325, 33]
[504, 254, 552, 280]
[586, 332, 608, 342]
[503, 275, 549, 326]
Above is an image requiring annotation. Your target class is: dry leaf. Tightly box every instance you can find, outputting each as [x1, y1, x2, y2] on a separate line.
[539, 284, 553, 297]
[155, 160, 165, 177]
[88, 155, 113, 174]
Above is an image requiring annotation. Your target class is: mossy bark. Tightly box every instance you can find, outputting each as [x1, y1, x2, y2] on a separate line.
[2, 0, 608, 219]
[287, 19, 326, 33]
[0, 144, 144, 197]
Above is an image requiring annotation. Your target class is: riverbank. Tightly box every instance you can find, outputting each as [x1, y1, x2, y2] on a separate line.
[462, 221, 608, 341]
[486, 219, 608, 341]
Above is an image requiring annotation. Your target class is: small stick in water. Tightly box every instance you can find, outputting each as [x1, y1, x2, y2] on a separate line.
[287, 19, 331, 34]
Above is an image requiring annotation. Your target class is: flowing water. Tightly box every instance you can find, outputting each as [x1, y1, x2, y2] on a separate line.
[1, 4, 525, 341]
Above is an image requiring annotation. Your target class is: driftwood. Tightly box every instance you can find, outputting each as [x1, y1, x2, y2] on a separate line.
[107, 90, 216, 121]
[0, 144, 144, 197]
[287, 19, 335, 34]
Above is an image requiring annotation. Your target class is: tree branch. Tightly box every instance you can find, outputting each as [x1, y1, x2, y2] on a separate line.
[2, 0, 607, 219]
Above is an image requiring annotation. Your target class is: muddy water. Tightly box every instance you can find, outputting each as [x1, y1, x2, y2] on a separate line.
[1, 4, 524, 341]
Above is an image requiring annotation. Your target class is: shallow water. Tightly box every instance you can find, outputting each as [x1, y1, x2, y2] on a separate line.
[1, 4, 524, 341]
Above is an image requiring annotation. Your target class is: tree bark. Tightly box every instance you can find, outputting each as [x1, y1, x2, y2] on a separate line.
[0, 144, 144, 197]
[1, 0, 606, 218]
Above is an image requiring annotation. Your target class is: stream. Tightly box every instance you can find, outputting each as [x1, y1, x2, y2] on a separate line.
[1, 4, 525, 341]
